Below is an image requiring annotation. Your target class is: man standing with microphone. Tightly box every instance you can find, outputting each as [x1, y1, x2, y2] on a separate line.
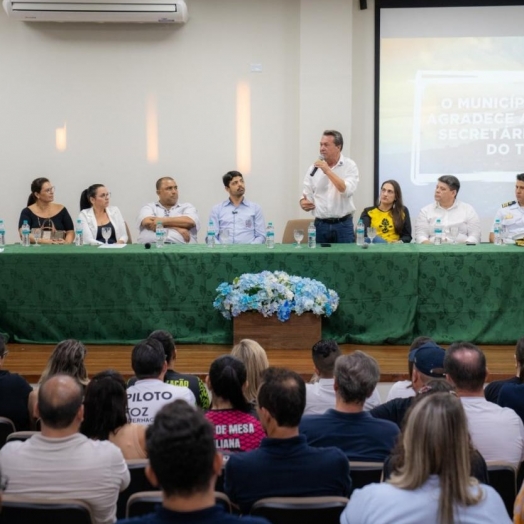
[300, 130, 359, 243]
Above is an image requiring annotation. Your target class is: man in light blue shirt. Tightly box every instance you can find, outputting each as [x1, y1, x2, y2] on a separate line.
[208, 171, 265, 244]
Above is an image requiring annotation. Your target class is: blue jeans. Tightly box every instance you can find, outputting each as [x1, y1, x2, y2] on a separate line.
[314, 216, 354, 244]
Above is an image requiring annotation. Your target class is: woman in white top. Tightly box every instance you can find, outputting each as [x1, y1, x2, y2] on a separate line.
[341, 392, 510, 524]
[78, 184, 128, 245]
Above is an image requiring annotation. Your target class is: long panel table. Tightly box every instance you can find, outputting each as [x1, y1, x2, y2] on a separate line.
[0, 243, 522, 345]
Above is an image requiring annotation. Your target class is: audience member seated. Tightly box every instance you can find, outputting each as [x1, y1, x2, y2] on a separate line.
[205, 356, 264, 453]
[386, 336, 434, 401]
[128, 330, 210, 409]
[78, 184, 128, 245]
[371, 341, 446, 428]
[414, 175, 481, 244]
[81, 370, 146, 460]
[359, 179, 412, 243]
[224, 367, 351, 514]
[341, 392, 510, 524]
[300, 351, 399, 462]
[0, 334, 32, 431]
[444, 341, 524, 468]
[497, 382, 524, 425]
[230, 339, 269, 406]
[117, 400, 269, 524]
[304, 340, 380, 414]
[0, 374, 130, 524]
[484, 336, 524, 403]
[383, 380, 488, 484]
[19, 177, 74, 244]
[127, 339, 196, 425]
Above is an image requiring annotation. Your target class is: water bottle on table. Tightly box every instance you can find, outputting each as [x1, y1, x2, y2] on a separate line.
[266, 222, 275, 249]
[207, 221, 215, 248]
[493, 219, 502, 246]
[308, 222, 316, 248]
[356, 219, 365, 246]
[434, 218, 443, 245]
[21, 220, 30, 247]
[155, 221, 165, 248]
[0, 220, 5, 247]
[75, 219, 83, 247]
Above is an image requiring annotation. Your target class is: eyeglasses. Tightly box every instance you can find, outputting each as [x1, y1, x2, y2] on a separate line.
[0, 475, 8, 492]
[42, 186, 55, 194]
[98, 192, 111, 199]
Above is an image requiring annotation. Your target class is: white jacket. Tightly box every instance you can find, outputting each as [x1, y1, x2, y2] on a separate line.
[78, 206, 128, 245]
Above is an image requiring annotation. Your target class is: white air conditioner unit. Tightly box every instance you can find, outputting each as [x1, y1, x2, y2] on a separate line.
[2, 0, 188, 23]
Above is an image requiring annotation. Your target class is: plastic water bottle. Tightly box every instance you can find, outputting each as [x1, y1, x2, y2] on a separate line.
[0, 219, 5, 247]
[207, 221, 215, 248]
[308, 222, 316, 248]
[75, 219, 83, 247]
[356, 219, 365, 246]
[494, 219, 502, 246]
[21, 220, 30, 247]
[434, 218, 443, 245]
[155, 221, 165, 248]
[266, 222, 275, 249]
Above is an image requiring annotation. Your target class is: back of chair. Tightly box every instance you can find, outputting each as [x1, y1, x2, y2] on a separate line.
[6, 431, 38, 444]
[487, 461, 517, 517]
[0, 495, 93, 524]
[281, 219, 312, 244]
[250, 496, 349, 524]
[0, 417, 16, 449]
[349, 461, 384, 491]
[116, 459, 155, 519]
[126, 491, 162, 518]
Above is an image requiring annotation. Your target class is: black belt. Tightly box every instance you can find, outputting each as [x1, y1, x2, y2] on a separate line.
[315, 214, 352, 224]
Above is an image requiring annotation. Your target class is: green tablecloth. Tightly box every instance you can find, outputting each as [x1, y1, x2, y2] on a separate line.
[0, 243, 521, 345]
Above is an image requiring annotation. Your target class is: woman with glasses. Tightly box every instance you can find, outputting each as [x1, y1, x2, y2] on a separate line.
[78, 184, 128, 245]
[18, 177, 74, 244]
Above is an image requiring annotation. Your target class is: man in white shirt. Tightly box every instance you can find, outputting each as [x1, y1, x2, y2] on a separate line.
[304, 339, 380, 414]
[489, 173, 524, 243]
[300, 130, 359, 243]
[415, 175, 481, 244]
[137, 177, 200, 244]
[444, 341, 524, 468]
[127, 339, 196, 425]
[0, 374, 130, 524]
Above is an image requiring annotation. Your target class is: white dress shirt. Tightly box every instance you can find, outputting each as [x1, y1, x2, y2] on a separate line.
[136, 201, 200, 244]
[415, 200, 481, 244]
[302, 154, 359, 219]
[78, 206, 128, 245]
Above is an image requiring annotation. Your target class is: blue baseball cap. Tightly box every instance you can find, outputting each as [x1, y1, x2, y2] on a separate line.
[409, 342, 446, 378]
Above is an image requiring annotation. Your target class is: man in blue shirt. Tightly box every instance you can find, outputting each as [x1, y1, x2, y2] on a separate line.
[208, 171, 265, 244]
[117, 400, 269, 524]
[224, 368, 351, 514]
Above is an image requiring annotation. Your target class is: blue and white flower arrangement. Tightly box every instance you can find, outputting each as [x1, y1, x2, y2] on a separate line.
[213, 270, 339, 322]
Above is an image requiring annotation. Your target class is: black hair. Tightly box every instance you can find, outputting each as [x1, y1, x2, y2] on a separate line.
[0, 334, 6, 357]
[444, 342, 486, 392]
[38, 374, 83, 429]
[80, 370, 128, 440]
[516, 173, 524, 182]
[222, 171, 243, 188]
[311, 339, 341, 376]
[146, 400, 216, 497]
[156, 177, 175, 190]
[27, 177, 50, 206]
[208, 355, 249, 412]
[80, 184, 104, 211]
[131, 339, 166, 380]
[438, 175, 460, 195]
[148, 330, 176, 363]
[515, 337, 524, 382]
[257, 367, 305, 427]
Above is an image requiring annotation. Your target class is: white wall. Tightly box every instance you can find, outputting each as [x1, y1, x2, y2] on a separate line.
[0, 0, 378, 244]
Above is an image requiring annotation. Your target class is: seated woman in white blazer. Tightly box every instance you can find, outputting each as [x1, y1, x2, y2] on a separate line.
[78, 184, 128, 245]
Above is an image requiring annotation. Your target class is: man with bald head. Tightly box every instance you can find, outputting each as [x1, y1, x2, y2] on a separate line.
[0, 374, 130, 524]
[137, 177, 200, 244]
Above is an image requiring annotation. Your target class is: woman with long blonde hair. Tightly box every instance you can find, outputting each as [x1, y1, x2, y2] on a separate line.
[341, 392, 509, 524]
[230, 339, 269, 404]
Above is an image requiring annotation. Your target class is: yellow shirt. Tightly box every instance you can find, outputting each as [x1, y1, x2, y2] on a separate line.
[367, 207, 401, 242]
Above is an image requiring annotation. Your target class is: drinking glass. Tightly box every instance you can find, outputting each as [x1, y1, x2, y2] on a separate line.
[32, 228, 42, 247]
[293, 229, 304, 248]
[102, 226, 112, 244]
[448, 226, 459, 244]
[501, 224, 508, 245]
[367, 227, 377, 244]
[220, 228, 231, 247]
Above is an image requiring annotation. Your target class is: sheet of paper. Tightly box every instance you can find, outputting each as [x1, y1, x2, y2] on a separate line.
[98, 243, 127, 249]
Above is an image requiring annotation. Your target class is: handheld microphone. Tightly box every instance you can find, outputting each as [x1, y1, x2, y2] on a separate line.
[310, 155, 325, 177]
